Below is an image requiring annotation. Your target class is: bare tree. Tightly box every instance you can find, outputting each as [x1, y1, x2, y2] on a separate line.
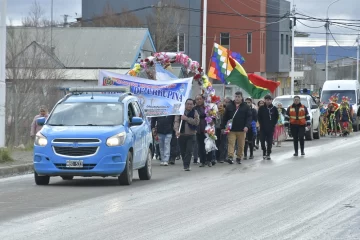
[86, 3, 142, 28]
[5, 2, 67, 146]
[146, 0, 185, 52]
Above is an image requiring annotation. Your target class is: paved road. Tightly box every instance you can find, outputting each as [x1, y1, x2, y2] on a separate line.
[1, 135, 360, 240]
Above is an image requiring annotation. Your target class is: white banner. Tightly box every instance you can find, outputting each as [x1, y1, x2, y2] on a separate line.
[98, 70, 193, 117]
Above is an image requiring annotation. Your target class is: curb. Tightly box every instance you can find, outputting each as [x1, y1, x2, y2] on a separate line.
[0, 163, 34, 178]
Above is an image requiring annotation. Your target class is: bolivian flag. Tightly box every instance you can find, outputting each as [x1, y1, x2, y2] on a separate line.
[225, 57, 280, 99]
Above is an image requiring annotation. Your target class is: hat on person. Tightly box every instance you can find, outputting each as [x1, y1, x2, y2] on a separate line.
[245, 97, 253, 102]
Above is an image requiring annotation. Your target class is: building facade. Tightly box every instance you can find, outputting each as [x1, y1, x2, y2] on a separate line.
[81, 0, 202, 63]
[81, 0, 292, 96]
[266, 0, 292, 95]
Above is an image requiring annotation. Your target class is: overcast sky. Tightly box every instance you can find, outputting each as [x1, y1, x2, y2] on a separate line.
[4, 0, 360, 47]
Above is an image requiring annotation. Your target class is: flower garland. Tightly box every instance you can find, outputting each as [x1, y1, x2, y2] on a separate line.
[129, 52, 221, 152]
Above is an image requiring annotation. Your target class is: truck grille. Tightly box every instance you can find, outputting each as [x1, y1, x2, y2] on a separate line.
[54, 163, 96, 170]
[53, 146, 98, 157]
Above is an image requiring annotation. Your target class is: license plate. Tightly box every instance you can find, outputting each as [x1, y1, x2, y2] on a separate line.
[66, 160, 83, 168]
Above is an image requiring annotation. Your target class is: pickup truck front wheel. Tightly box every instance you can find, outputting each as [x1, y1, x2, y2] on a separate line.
[305, 124, 314, 141]
[313, 119, 320, 139]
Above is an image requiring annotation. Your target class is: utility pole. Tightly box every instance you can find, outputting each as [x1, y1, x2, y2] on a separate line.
[326, 0, 341, 82]
[357, 34, 359, 81]
[201, 0, 207, 70]
[0, 0, 6, 148]
[290, 4, 295, 95]
[51, 0, 53, 49]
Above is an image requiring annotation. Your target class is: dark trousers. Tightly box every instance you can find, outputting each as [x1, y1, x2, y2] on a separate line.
[244, 131, 255, 157]
[197, 133, 212, 164]
[192, 137, 198, 162]
[170, 132, 179, 161]
[290, 125, 305, 153]
[260, 129, 274, 156]
[178, 135, 196, 168]
[256, 127, 260, 146]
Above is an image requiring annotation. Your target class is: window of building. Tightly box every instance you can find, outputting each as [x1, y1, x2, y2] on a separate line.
[247, 32, 252, 53]
[290, 36, 293, 57]
[220, 32, 230, 49]
[281, 34, 284, 54]
[178, 32, 185, 52]
[286, 35, 289, 55]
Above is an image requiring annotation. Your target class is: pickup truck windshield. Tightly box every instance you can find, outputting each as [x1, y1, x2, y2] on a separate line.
[273, 98, 309, 108]
[47, 102, 123, 126]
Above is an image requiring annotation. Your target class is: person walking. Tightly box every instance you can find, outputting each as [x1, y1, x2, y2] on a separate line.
[258, 95, 278, 160]
[174, 99, 200, 171]
[273, 103, 287, 147]
[243, 98, 258, 160]
[221, 91, 252, 164]
[195, 94, 215, 167]
[255, 100, 265, 149]
[284, 96, 311, 156]
[30, 106, 49, 140]
[151, 116, 175, 166]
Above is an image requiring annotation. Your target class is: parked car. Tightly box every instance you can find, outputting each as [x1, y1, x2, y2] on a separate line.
[273, 94, 320, 140]
[33, 87, 153, 185]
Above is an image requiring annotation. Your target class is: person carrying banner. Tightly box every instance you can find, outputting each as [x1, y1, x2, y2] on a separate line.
[174, 99, 200, 171]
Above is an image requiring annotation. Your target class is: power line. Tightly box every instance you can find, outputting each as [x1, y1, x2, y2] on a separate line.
[328, 27, 357, 51]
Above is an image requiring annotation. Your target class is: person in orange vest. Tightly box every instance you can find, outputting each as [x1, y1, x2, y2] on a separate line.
[284, 96, 311, 156]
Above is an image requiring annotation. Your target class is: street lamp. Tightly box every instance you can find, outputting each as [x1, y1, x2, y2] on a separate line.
[325, 0, 340, 82]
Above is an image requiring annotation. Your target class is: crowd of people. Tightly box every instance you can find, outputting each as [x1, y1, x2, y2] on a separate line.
[151, 91, 312, 171]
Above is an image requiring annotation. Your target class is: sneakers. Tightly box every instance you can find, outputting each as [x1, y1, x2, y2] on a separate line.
[199, 163, 206, 167]
[184, 167, 191, 171]
[249, 155, 254, 159]
[211, 161, 216, 166]
[236, 158, 242, 164]
[294, 152, 298, 156]
[161, 162, 169, 166]
[243, 156, 248, 160]
[301, 151, 305, 156]
[207, 162, 212, 167]
[266, 156, 271, 160]
[226, 157, 234, 164]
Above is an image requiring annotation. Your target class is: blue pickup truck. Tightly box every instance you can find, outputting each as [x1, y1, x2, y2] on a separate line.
[33, 87, 153, 185]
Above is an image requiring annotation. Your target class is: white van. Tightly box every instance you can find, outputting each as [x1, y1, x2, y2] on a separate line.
[320, 80, 360, 131]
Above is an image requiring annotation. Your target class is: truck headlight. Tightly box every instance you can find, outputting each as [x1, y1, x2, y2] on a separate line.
[106, 132, 126, 147]
[34, 132, 48, 147]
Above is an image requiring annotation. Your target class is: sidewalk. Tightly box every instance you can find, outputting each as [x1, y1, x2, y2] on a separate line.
[0, 150, 33, 178]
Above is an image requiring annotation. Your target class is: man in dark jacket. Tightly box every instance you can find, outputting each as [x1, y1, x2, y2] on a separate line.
[244, 97, 258, 160]
[258, 94, 278, 160]
[284, 96, 311, 156]
[221, 91, 252, 164]
[151, 115, 175, 166]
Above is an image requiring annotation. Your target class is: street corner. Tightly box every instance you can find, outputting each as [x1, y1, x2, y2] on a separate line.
[0, 163, 34, 178]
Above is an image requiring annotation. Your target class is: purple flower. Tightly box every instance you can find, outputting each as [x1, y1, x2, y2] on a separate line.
[205, 116, 213, 123]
